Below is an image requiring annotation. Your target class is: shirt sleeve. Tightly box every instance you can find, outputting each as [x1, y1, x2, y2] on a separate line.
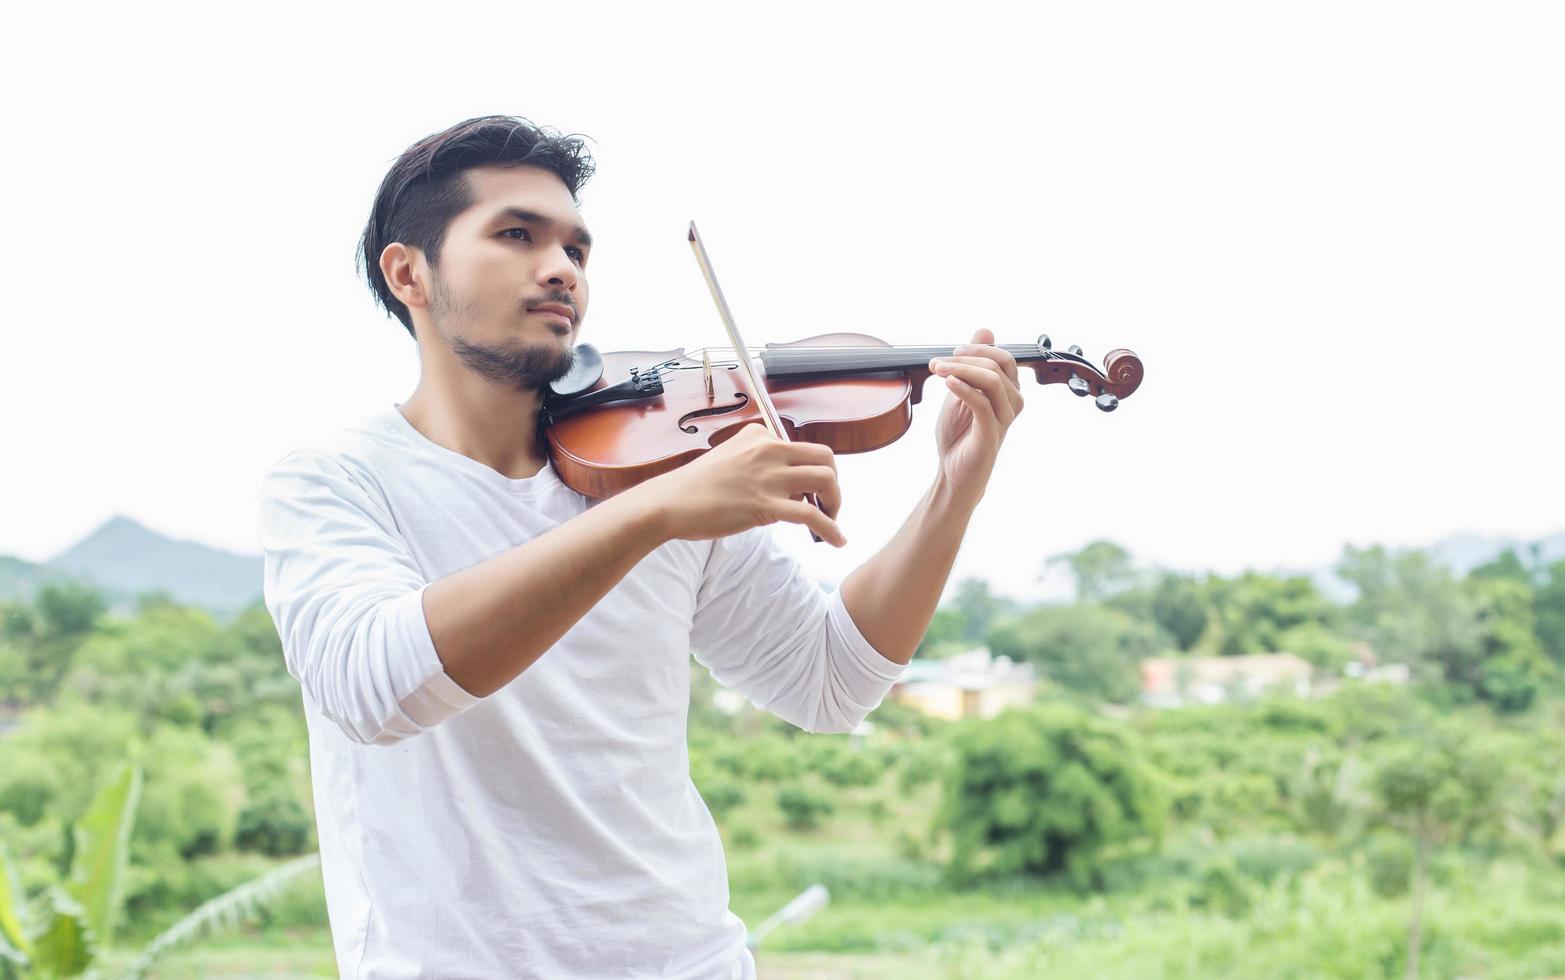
[688, 526, 906, 734]
[257, 451, 482, 746]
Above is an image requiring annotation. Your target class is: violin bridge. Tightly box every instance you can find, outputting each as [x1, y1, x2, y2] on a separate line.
[702, 349, 714, 400]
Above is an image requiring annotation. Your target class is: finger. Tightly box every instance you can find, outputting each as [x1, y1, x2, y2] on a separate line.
[943, 374, 1003, 440]
[782, 439, 837, 472]
[931, 356, 1024, 415]
[811, 485, 841, 521]
[933, 361, 1018, 425]
[951, 342, 1020, 387]
[970, 327, 995, 347]
[728, 421, 778, 455]
[777, 497, 847, 547]
[782, 465, 841, 517]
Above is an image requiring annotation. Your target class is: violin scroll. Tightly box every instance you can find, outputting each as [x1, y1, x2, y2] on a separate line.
[1025, 344, 1144, 409]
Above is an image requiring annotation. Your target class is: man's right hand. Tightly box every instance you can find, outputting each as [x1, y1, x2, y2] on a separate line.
[632, 423, 847, 547]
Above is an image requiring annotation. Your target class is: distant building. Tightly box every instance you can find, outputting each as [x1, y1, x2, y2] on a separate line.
[891, 647, 1037, 721]
[1341, 645, 1412, 685]
[1140, 653, 1313, 708]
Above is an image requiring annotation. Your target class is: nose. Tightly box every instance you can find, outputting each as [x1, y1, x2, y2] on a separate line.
[536, 243, 578, 291]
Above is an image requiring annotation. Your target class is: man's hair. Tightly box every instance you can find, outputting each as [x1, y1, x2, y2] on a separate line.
[357, 115, 596, 337]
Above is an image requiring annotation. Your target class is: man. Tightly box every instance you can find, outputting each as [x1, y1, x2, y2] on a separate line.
[258, 114, 1025, 979]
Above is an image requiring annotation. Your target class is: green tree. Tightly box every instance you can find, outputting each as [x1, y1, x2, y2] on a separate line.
[988, 604, 1165, 703]
[1047, 540, 1137, 603]
[1107, 571, 1219, 652]
[915, 609, 969, 658]
[0, 704, 245, 880]
[940, 703, 1162, 886]
[1337, 546, 1481, 682]
[1470, 546, 1539, 585]
[917, 579, 1021, 658]
[1149, 572, 1210, 651]
[1372, 721, 1505, 980]
[1467, 576, 1551, 712]
[1199, 572, 1334, 657]
[950, 578, 1013, 643]
[0, 583, 106, 704]
[1534, 559, 1565, 666]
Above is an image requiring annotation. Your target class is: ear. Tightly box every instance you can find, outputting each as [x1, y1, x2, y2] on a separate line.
[380, 242, 428, 311]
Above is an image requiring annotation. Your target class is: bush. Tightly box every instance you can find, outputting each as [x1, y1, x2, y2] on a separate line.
[1228, 835, 1324, 884]
[123, 851, 278, 933]
[0, 752, 61, 826]
[716, 737, 803, 782]
[135, 726, 245, 860]
[698, 779, 746, 820]
[941, 703, 1163, 886]
[724, 822, 760, 851]
[820, 748, 886, 788]
[236, 791, 315, 856]
[1192, 857, 1253, 916]
[897, 741, 947, 796]
[777, 784, 835, 831]
[1365, 833, 1414, 897]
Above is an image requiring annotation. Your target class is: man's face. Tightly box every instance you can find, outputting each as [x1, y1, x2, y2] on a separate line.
[421, 164, 592, 391]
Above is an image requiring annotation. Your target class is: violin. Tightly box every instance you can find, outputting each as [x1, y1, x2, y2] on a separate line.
[539, 221, 1143, 502]
[540, 332, 1144, 499]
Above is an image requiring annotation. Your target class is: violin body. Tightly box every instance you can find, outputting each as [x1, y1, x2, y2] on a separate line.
[543, 332, 1144, 499]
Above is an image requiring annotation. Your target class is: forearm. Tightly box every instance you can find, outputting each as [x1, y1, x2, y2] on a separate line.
[423, 482, 669, 697]
[837, 475, 979, 667]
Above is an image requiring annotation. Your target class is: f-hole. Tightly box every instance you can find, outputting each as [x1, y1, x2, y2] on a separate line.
[679, 393, 749, 433]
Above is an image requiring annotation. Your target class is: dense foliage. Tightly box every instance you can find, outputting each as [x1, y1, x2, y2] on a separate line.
[939, 703, 1162, 885]
[3, 537, 1565, 976]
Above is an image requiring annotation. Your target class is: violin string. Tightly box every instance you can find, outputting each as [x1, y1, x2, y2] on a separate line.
[690, 344, 1059, 359]
[674, 345, 1089, 378]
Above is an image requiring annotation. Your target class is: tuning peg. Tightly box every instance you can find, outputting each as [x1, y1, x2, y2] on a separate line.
[1036, 334, 1052, 350]
[1067, 374, 1090, 397]
[1067, 344, 1084, 357]
[1095, 392, 1119, 412]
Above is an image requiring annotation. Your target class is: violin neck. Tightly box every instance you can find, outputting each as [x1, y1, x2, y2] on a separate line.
[759, 344, 1073, 380]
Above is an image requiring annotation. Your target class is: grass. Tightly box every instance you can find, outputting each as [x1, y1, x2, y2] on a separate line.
[94, 744, 1565, 978]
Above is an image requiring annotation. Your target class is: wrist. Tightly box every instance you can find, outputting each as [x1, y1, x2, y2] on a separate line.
[613, 478, 681, 548]
[930, 469, 984, 518]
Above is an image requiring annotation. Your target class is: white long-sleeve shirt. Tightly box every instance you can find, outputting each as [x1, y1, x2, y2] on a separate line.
[256, 405, 905, 979]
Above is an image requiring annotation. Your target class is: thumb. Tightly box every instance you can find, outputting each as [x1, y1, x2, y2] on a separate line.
[970, 327, 994, 346]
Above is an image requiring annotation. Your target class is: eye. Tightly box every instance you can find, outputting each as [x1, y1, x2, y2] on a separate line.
[566, 245, 586, 263]
[500, 227, 532, 241]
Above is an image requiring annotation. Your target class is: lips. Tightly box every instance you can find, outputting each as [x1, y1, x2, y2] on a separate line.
[529, 303, 575, 324]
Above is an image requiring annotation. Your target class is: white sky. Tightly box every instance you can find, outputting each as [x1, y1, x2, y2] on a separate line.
[2, 1, 1560, 601]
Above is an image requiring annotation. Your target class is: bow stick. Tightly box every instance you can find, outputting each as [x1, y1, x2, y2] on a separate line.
[687, 221, 827, 543]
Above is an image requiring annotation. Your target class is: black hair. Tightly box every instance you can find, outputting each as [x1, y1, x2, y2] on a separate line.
[357, 115, 596, 336]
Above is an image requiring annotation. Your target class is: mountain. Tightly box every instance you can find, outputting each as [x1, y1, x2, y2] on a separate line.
[1, 516, 263, 615]
[1425, 532, 1565, 578]
[3, 519, 1562, 619]
[0, 555, 45, 597]
[1275, 531, 1565, 603]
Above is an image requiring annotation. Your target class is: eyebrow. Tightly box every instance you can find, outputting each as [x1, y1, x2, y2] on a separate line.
[489, 206, 593, 248]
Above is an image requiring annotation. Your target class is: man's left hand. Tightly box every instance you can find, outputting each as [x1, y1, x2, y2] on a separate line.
[929, 327, 1024, 504]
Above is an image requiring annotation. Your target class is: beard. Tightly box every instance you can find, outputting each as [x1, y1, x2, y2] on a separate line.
[449, 335, 576, 392]
[430, 270, 576, 392]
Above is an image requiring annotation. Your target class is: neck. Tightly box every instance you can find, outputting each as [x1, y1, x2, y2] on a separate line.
[399, 340, 550, 481]
[758, 343, 1064, 378]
